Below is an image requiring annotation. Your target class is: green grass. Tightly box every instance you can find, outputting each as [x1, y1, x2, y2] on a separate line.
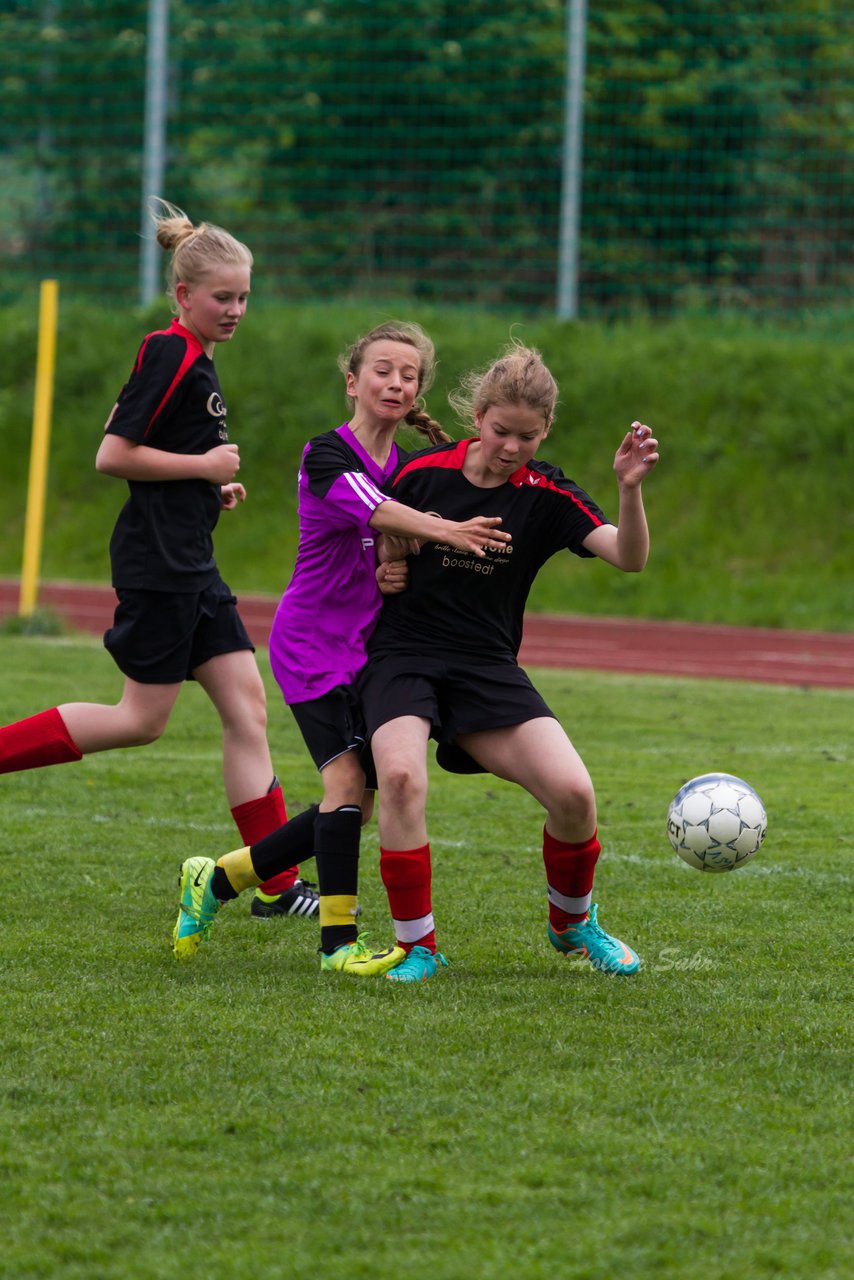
[2, 301, 852, 630]
[1, 636, 851, 1279]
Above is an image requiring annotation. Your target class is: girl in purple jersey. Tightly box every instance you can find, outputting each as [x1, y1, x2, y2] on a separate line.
[173, 322, 511, 973]
[0, 201, 309, 924]
[356, 342, 661, 981]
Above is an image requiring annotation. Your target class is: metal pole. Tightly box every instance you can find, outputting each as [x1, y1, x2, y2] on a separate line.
[139, 0, 170, 307]
[556, 0, 588, 320]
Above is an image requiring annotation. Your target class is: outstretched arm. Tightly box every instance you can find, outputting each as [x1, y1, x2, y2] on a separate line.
[583, 420, 660, 572]
[369, 499, 511, 559]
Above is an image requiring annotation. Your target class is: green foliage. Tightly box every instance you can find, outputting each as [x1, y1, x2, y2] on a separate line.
[1, 301, 851, 629]
[1, 637, 851, 1278]
[1, 1, 852, 314]
[585, 1, 854, 313]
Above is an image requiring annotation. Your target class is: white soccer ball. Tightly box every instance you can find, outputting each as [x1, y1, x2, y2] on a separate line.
[666, 773, 767, 872]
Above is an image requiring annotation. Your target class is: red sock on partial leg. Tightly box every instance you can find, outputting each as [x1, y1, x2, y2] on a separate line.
[231, 779, 297, 895]
[380, 844, 435, 954]
[0, 708, 83, 774]
[543, 827, 600, 932]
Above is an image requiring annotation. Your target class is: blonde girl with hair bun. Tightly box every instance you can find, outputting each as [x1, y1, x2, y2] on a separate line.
[0, 199, 317, 947]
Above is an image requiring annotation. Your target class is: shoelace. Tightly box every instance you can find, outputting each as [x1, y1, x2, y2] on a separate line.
[586, 921, 621, 954]
[572, 913, 626, 959]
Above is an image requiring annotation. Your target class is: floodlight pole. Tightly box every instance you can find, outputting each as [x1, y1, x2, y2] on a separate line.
[556, 0, 588, 320]
[139, 0, 170, 307]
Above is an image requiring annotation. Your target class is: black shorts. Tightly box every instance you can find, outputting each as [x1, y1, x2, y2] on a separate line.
[289, 684, 377, 789]
[358, 653, 555, 775]
[103, 577, 254, 684]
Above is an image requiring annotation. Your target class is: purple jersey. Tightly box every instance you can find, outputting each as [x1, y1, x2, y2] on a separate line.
[269, 424, 406, 704]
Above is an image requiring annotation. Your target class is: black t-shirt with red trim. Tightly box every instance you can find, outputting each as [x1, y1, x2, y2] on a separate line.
[368, 437, 610, 662]
[105, 319, 229, 591]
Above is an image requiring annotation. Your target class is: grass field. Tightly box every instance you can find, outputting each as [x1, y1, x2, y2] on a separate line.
[1, 636, 851, 1279]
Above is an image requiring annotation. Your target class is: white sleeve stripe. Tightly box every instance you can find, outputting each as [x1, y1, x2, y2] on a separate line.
[343, 470, 387, 509]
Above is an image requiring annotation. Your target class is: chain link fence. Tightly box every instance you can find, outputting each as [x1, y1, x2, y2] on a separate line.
[2, 0, 852, 320]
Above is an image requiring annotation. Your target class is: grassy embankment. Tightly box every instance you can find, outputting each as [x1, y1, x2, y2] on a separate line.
[1, 299, 850, 630]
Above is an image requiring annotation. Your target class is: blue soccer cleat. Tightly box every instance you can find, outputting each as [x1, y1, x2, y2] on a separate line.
[385, 945, 449, 984]
[548, 903, 640, 975]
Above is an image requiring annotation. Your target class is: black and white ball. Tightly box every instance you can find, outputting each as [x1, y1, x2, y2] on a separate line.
[667, 773, 767, 872]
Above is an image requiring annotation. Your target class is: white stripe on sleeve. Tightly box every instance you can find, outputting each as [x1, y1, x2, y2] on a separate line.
[343, 470, 387, 509]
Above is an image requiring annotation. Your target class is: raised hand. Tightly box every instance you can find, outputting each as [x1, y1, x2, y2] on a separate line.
[613, 421, 659, 488]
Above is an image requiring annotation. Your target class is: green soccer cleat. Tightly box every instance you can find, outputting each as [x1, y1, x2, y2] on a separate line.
[385, 945, 449, 984]
[548, 902, 640, 975]
[319, 933, 405, 977]
[173, 856, 220, 962]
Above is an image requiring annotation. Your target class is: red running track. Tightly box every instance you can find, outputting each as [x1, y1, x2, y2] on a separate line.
[1, 578, 851, 690]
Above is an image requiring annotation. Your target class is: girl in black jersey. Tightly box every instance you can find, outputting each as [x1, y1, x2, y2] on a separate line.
[0, 201, 311, 930]
[357, 343, 661, 981]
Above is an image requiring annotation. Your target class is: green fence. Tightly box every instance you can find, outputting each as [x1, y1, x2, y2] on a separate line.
[1, 1, 851, 319]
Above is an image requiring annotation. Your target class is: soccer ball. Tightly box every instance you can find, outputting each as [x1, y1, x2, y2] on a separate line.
[667, 773, 767, 872]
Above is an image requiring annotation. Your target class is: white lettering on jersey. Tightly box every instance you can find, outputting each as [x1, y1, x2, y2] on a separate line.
[362, 538, 375, 550]
[206, 393, 226, 418]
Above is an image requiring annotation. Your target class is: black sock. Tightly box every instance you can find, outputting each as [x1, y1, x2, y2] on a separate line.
[316, 806, 362, 953]
[249, 804, 319, 881]
[211, 867, 239, 901]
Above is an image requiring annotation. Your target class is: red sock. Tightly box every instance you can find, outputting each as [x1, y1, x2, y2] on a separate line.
[380, 844, 435, 954]
[543, 827, 600, 931]
[231, 780, 297, 895]
[0, 708, 83, 774]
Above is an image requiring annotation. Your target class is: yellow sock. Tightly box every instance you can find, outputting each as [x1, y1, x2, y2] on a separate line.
[319, 894, 360, 929]
[216, 847, 261, 894]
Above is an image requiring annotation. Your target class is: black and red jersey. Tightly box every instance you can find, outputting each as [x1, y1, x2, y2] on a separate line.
[369, 437, 609, 662]
[105, 318, 229, 591]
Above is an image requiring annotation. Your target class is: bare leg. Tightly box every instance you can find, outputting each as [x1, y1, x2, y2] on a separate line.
[193, 650, 273, 809]
[319, 747, 368, 811]
[59, 679, 182, 753]
[370, 716, 432, 849]
[455, 717, 597, 841]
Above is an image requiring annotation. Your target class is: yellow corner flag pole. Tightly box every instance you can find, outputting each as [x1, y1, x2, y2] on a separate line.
[19, 279, 59, 618]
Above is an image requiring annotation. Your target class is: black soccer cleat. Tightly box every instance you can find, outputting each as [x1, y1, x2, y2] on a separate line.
[250, 879, 321, 919]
